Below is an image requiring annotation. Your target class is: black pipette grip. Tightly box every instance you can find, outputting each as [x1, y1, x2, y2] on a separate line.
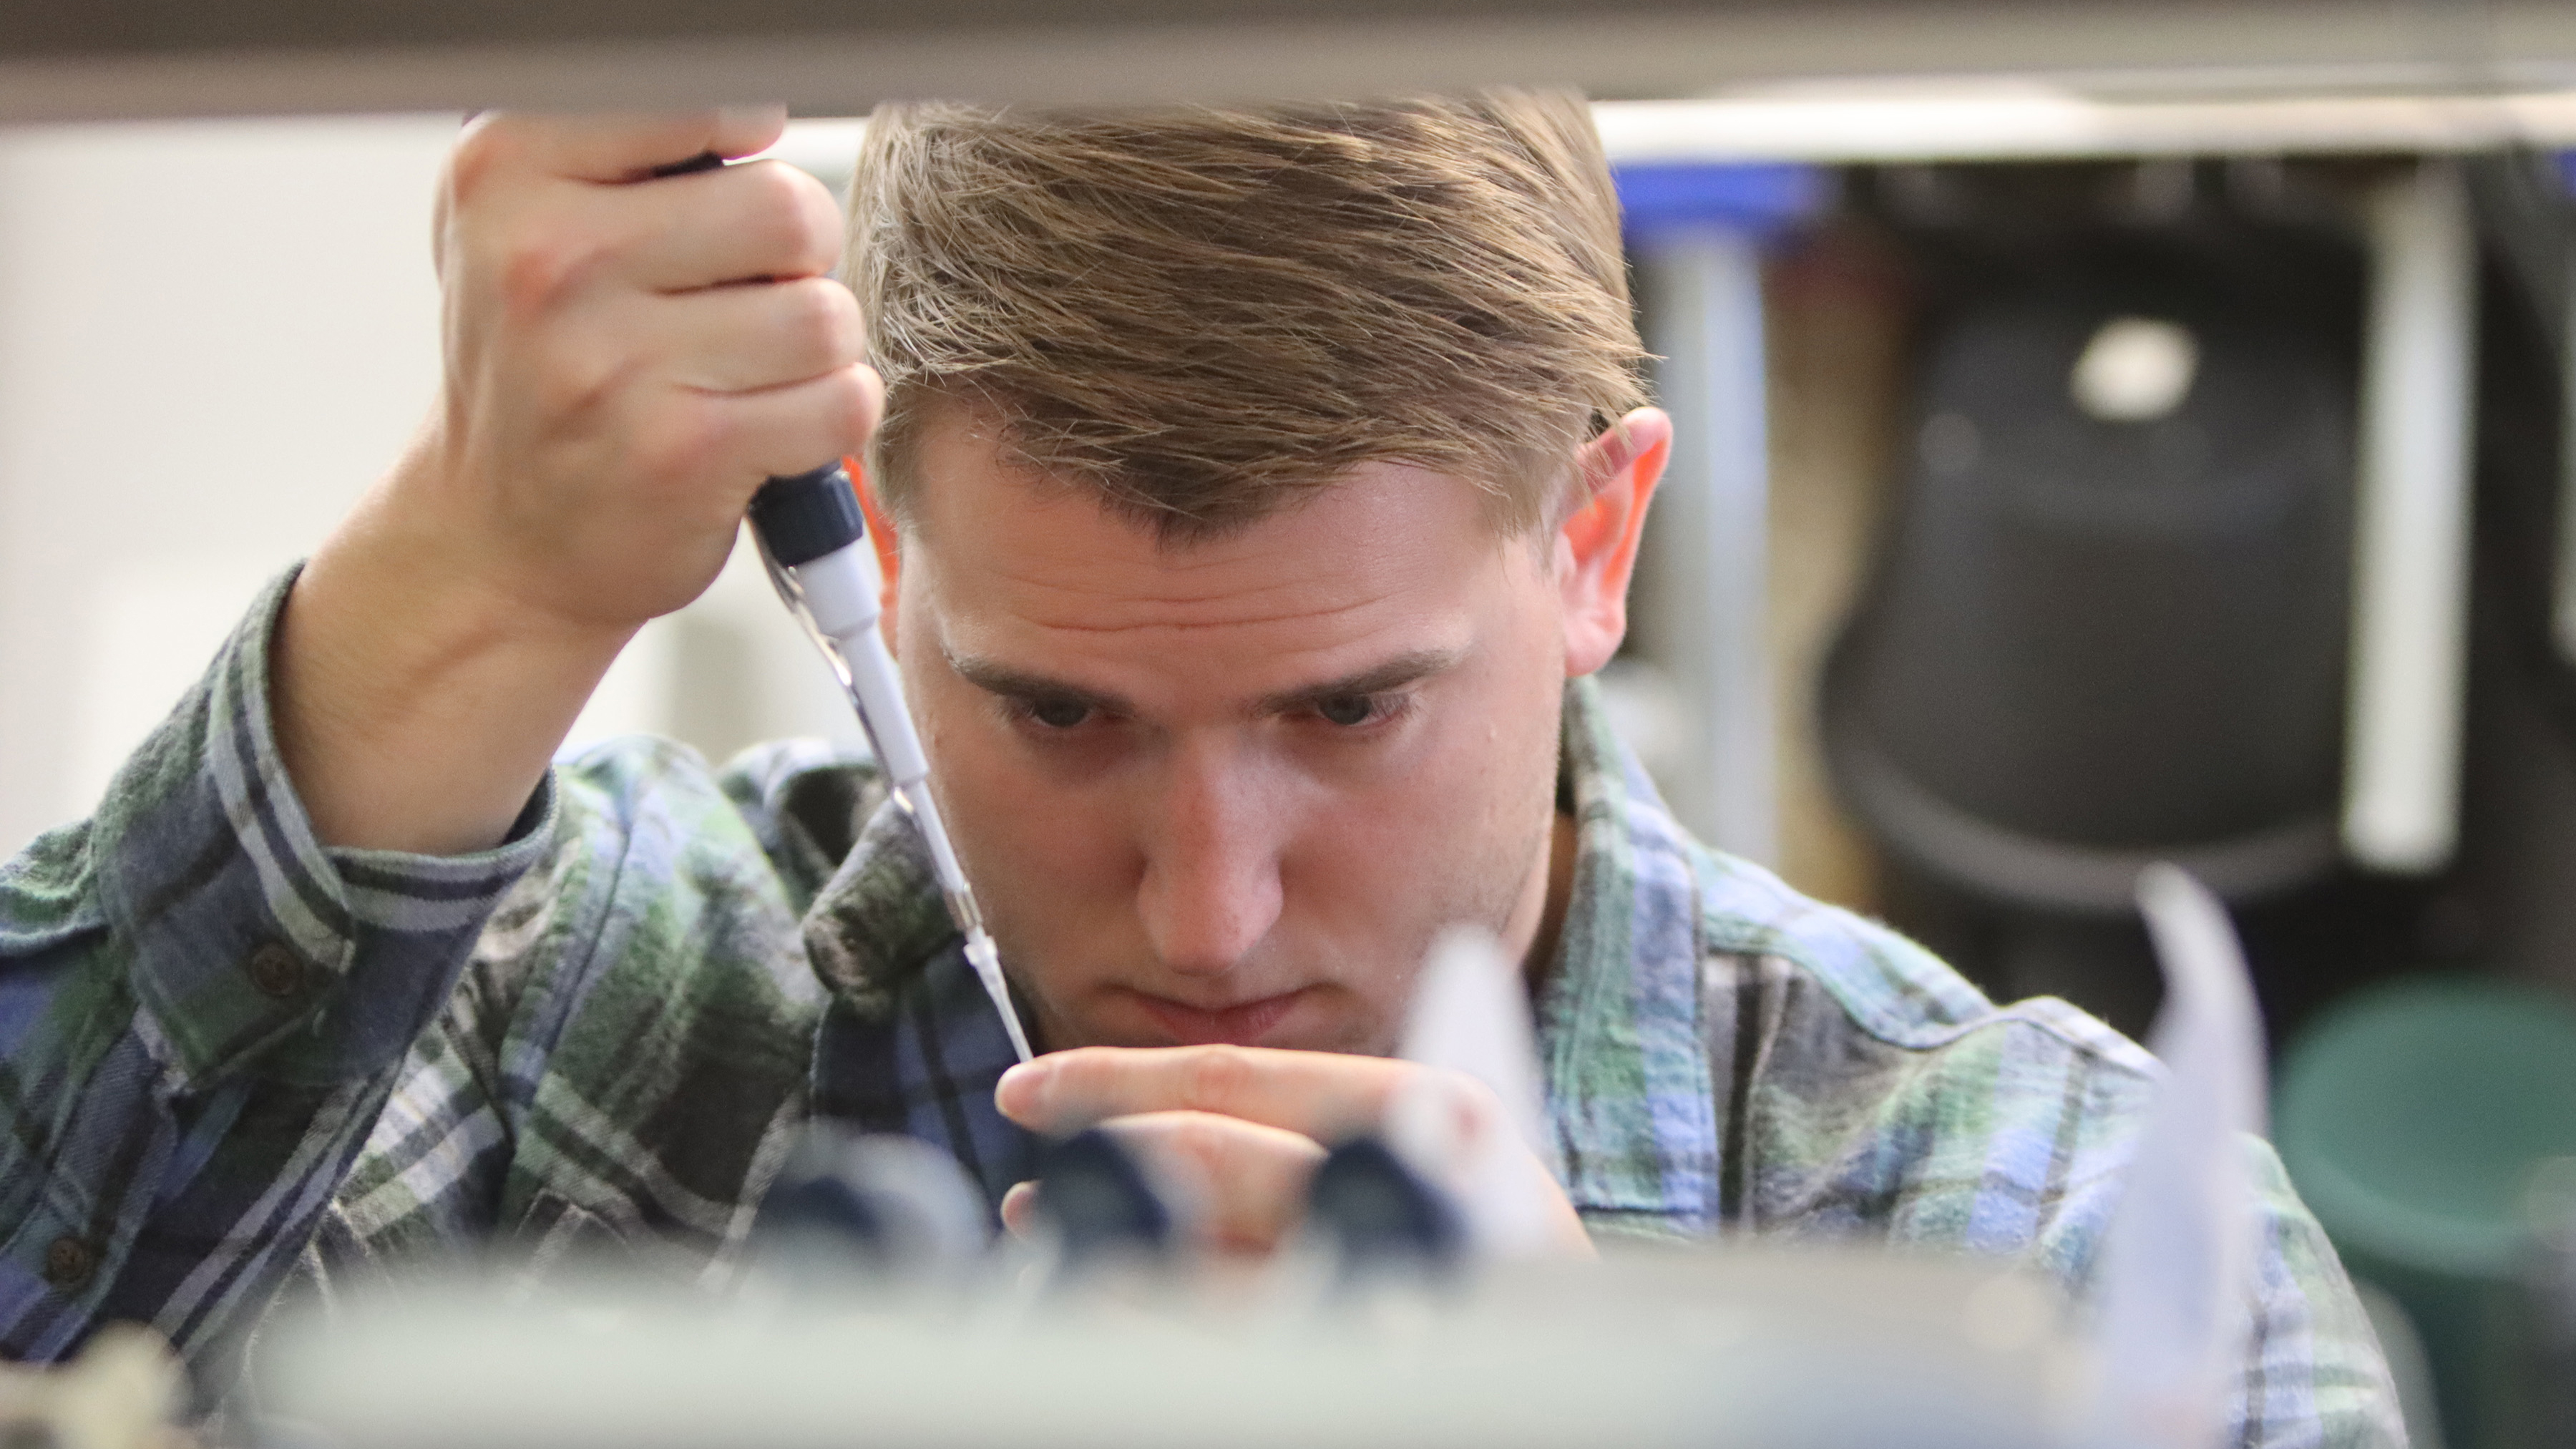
[749, 464, 866, 568]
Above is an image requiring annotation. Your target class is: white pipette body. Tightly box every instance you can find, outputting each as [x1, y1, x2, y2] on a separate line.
[773, 531, 1035, 1064]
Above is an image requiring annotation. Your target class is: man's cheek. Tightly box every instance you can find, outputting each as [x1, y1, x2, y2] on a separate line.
[945, 774, 1133, 998]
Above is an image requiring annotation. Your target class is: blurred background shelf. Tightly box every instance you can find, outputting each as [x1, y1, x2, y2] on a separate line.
[10, 0, 2576, 125]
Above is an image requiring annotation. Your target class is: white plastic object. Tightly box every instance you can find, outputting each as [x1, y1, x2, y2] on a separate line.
[2086, 864, 2269, 1448]
[2343, 159, 2475, 874]
[2069, 316, 2198, 421]
[1390, 927, 1563, 1258]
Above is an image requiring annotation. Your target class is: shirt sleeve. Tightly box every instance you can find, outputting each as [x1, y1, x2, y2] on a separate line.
[1984, 1025, 2405, 1448]
[0, 565, 552, 1384]
[2026, 1068, 2406, 1448]
[2233, 1138, 2412, 1449]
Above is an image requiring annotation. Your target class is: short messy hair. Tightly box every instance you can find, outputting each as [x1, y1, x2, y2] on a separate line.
[844, 91, 1647, 542]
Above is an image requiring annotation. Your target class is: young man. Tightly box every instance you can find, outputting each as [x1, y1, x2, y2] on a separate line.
[0, 97, 2398, 1442]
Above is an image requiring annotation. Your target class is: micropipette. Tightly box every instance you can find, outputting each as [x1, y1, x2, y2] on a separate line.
[747, 464, 1035, 1063]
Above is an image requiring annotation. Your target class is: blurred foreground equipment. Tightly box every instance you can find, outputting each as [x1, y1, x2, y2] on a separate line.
[255, 872, 2269, 1449]
[257, 1246, 2082, 1449]
[0, 1326, 189, 1449]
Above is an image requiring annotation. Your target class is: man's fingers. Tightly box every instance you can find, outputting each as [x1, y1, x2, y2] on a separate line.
[647, 276, 865, 394]
[1118, 1112, 1327, 1253]
[602, 362, 880, 504]
[998, 1045, 1418, 1141]
[616, 160, 846, 293]
[679, 364, 884, 483]
[1000, 1181, 1041, 1239]
[473, 160, 841, 321]
[473, 107, 791, 185]
[1007, 1112, 1329, 1254]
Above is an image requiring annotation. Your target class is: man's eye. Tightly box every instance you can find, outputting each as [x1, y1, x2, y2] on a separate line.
[1315, 695, 1377, 727]
[1028, 698, 1093, 729]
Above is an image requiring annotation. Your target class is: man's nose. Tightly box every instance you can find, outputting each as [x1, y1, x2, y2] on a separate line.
[1135, 738, 1286, 977]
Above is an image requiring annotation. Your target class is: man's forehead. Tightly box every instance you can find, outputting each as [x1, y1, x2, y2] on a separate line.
[902, 409, 1513, 625]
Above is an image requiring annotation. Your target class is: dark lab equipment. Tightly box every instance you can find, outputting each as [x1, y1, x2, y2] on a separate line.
[752, 1126, 990, 1277]
[1823, 163, 2369, 1038]
[1034, 1128, 1175, 1263]
[1306, 1137, 1468, 1279]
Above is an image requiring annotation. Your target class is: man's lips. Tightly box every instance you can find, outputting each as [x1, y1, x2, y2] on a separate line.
[1127, 987, 1312, 1047]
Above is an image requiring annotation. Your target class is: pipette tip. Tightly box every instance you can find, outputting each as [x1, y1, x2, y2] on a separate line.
[965, 929, 1035, 1063]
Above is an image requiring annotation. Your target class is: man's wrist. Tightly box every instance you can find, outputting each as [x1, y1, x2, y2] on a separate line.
[274, 462, 634, 855]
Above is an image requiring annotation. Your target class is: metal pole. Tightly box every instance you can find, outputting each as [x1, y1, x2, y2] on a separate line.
[1638, 230, 1777, 867]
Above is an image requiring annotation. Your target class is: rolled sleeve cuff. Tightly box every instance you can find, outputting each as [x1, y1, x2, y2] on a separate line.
[89, 565, 555, 1089]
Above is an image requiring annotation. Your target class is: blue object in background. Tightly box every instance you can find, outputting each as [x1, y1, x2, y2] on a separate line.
[1615, 161, 1825, 239]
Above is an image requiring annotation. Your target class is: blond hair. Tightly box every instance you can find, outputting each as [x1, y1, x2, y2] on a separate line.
[845, 92, 1646, 541]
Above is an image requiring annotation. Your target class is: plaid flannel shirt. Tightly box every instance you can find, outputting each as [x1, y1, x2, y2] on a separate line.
[0, 569, 2403, 1443]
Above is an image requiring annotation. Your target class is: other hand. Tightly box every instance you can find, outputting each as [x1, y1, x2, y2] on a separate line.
[993, 1045, 1593, 1259]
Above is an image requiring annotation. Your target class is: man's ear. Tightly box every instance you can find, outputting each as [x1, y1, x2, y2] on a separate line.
[1556, 407, 1671, 678]
[849, 456, 904, 650]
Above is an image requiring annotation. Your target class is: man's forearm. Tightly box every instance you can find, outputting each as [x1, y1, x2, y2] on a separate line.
[0, 568, 550, 1377]
[273, 449, 630, 855]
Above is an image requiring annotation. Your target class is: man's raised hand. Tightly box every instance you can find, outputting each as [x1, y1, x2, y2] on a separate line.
[423, 108, 879, 630]
[276, 110, 879, 854]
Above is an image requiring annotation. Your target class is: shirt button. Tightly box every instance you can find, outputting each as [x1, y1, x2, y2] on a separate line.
[246, 942, 306, 999]
[43, 1236, 96, 1292]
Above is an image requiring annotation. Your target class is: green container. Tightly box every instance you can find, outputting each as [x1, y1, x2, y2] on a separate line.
[2274, 977, 2576, 1449]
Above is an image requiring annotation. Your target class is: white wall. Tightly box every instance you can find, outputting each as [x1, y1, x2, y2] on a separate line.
[0, 116, 859, 859]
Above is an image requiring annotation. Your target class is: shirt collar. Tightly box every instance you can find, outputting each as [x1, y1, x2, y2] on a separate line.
[1533, 675, 1723, 1226]
[801, 796, 957, 1025]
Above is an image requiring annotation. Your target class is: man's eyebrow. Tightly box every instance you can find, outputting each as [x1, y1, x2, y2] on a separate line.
[941, 645, 1467, 718]
[945, 652, 1138, 716]
[1252, 648, 1467, 716]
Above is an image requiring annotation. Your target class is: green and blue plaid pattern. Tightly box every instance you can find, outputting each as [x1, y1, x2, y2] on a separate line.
[0, 567, 2401, 1444]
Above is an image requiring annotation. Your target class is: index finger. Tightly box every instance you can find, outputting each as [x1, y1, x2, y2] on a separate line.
[997, 1045, 1420, 1141]
[467, 107, 789, 185]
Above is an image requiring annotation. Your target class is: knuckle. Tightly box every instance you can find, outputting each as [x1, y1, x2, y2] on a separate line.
[822, 283, 867, 352]
[529, 355, 621, 439]
[1137, 1113, 1251, 1191]
[846, 365, 886, 439]
[1180, 1046, 1252, 1114]
[734, 167, 803, 253]
[780, 280, 862, 364]
[628, 395, 729, 487]
[744, 161, 840, 273]
[1048, 1049, 1116, 1111]
[798, 183, 849, 274]
[445, 119, 519, 204]
[497, 223, 612, 320]
[824, 371, 882, 453]
[1435, 1063, 1497, 1108]
[1169, 1111, 1236, 1166]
